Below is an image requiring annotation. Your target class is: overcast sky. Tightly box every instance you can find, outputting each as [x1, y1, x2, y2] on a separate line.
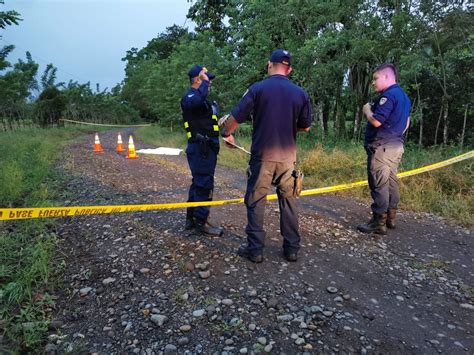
[1, 0, 194, 90]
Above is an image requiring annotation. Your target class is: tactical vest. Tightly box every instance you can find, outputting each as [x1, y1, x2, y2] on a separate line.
[182, 101, 219, 140]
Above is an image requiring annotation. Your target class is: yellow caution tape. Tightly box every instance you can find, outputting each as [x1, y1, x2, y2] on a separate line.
[0, 150, 472, 221]
[300, 150, 474, 196]
[60, 119, 152, 127]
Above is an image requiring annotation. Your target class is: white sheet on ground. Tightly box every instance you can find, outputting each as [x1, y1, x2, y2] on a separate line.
[136, 147, 183, 155]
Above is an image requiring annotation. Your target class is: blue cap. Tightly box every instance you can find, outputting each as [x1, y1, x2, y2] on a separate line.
[187, 65, 215, 80]
[269, 49, 292, 66]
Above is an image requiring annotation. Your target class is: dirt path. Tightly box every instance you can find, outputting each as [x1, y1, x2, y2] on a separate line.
[47, 129, 472, 354]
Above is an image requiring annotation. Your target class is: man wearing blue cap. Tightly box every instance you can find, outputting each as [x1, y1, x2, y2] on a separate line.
[219, 49, 313, 263]
[181, 64, 223, 236]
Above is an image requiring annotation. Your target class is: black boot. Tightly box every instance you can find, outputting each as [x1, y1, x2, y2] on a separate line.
[357, 213, 387, 235]
[386, 208, 397, 229]
[185, 209, 195, 230]
[237, 245, 263, 263]
[195, 219, 223, 236]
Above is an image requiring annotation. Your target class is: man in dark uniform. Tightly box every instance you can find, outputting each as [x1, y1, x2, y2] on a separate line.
[219, 49, 312, 263]
[357, 63, 411, 234]
[181, 64, 223, 236]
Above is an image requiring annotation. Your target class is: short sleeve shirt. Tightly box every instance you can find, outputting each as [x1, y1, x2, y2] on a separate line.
[231, 75, 312, 162]
[365, 83, 411, 145]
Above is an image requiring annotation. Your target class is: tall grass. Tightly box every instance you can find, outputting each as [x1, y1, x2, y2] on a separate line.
[138, 126, 473, 226]
[0, 127, 96, 351]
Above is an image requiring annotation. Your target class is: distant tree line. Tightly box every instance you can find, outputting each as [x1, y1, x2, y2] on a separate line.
[1, 1, 472, 147]
[121, 0, 472, 147]
[0, 1, 140, 130]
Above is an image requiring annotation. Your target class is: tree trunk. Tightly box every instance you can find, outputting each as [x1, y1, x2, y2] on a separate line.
[333, 74, 345, 138]
[442, 97, 449, 145]
[418, 108, 423, 147]
[434, 104, 443, 145]
[353, 106, 360, 140]
[322, 98, 329, 136]
[317, 101, 324, 136]
[460, 104, 468, 149]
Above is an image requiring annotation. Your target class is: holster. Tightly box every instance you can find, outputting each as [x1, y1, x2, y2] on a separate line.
[292, 169, 304, 196]
[195, 133, 210, 156]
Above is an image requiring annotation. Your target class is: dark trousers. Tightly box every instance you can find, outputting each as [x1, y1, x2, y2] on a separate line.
[186, 139, 219, 222]
[244, 159, 300, 255]
[366, 143, 404, 214]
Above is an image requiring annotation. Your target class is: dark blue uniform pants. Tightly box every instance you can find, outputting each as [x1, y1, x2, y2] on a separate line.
[366, 143, 404, 215]
[244, 159, 300, 255]
[186, 139, 219, 223]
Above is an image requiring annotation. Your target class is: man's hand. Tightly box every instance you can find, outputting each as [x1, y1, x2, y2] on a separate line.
[218, 114, 230, 127]
[199, 68, 209, 81]
[363, 102, 382, 127]
[363, 103, 372, 118]
[222, 135, 236, 149]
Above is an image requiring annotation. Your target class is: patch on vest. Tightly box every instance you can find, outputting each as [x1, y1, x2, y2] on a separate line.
[379, 97, 388, 105]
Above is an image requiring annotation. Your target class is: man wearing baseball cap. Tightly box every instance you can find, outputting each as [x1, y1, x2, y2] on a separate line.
[181, 64, 222, 236]
[219, 49, 313, 263]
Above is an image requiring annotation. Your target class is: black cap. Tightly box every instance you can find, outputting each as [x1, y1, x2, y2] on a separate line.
[187, 64, 215, 80]
[269, 49, 292, 66]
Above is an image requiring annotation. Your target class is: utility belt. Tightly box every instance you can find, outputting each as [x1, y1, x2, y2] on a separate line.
[365, 138, 403, 153]
[189, 133, 219, 156]
[183, 115, 219, 140]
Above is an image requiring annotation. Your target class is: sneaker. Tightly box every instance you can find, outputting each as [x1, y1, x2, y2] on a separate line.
[237, 245, 263, 263]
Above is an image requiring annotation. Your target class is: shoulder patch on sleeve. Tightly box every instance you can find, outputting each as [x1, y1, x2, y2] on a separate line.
[379, 97, 388, 105]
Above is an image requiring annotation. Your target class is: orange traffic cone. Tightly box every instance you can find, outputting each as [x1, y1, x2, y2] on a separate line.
[93, 133, 103, 152]
[116, 133, 124, 153]
[125, 135, 138, 159]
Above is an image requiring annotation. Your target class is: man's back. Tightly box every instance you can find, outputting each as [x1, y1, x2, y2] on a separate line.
[232, 74, 312, 162]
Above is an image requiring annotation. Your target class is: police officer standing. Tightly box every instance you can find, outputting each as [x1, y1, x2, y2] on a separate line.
[181, 65, 223, 236]
[220, 49, 312, 263]
[357, 63, 411, 234]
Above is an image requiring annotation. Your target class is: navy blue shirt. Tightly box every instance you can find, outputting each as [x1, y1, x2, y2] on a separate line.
[365, 83, 411, 145]
[231, 75, 312, 162]
[181, 80, 212, 123]
[181, 80, 219, 138]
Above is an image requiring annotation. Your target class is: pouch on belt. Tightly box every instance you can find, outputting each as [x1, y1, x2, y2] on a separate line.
[292, 169, 304, 196]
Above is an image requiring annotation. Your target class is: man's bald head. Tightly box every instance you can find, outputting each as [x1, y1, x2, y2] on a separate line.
[374, 63, 397, 80]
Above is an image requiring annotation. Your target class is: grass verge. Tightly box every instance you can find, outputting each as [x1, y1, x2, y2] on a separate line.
[0, 126, 97, 352]
[137, 126, 473, 226]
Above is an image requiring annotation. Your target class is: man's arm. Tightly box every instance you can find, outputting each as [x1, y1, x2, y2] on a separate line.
[298, 127, 310, 132]
[181, 80, 210, 110]
[221, 115, 239, 135]
[363, 103, 382, 128]
[218, 114, 239, 147]
[296, 93, 312, 133]
[403, 116, 410, 133]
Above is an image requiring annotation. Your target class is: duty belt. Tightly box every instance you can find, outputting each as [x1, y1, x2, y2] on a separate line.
[183, 114, 219, 140]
